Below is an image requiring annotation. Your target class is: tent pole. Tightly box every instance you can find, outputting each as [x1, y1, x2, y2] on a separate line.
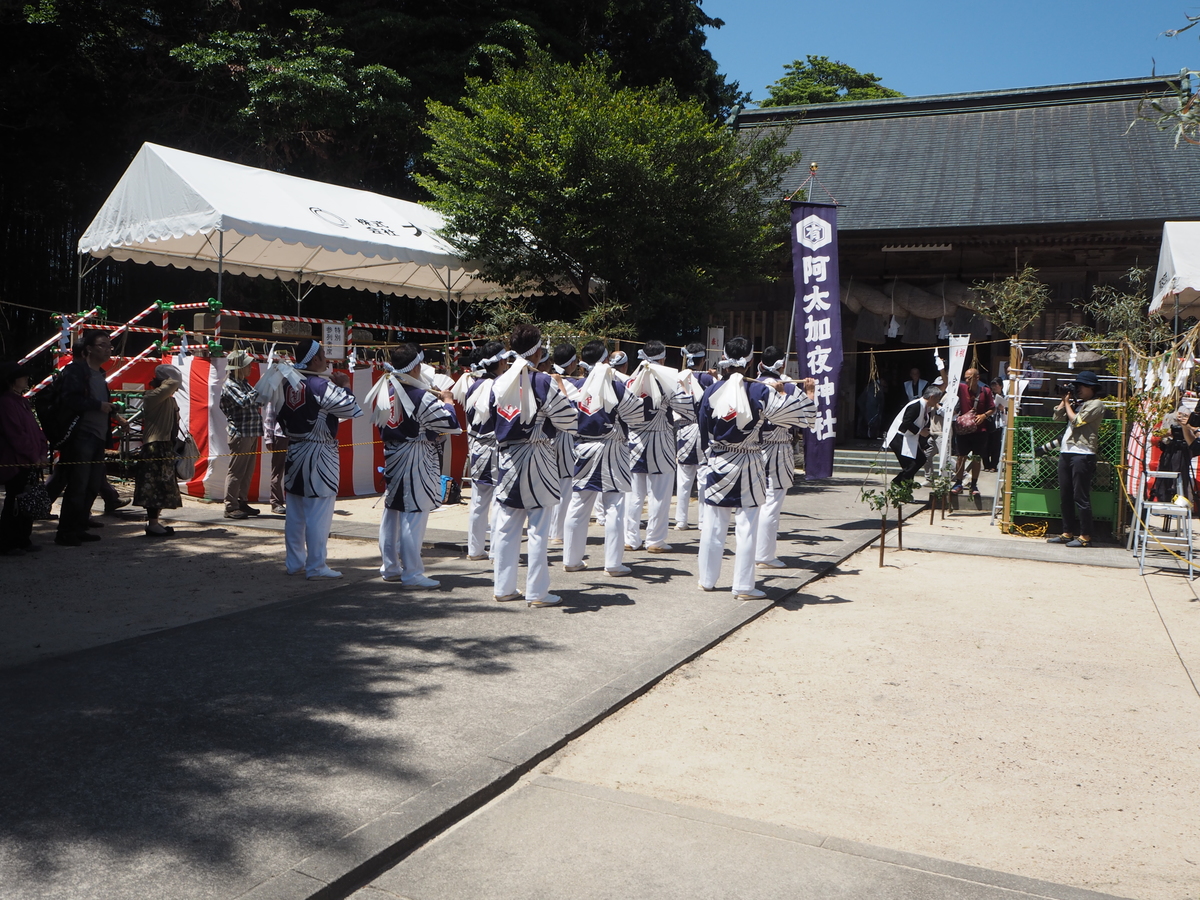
[784, 298, 797, 377]
[217, 231, 224, 308]
[76, 253, 83, 313]
[446, 266, 451, 334]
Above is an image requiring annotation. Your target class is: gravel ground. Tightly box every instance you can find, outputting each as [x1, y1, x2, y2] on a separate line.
[541, 545, 1200, 900]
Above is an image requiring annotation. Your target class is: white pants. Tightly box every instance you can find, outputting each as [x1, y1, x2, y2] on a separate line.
[698, 504, 760, 594]
[549, 476, 572, 541]
[755, 486, 787, 563]
[625, 469, 674, 549]
[285, 493, 337, 577]
[467, 481, 494, 558]
[675, 463, 705, 528]
[563, 490, 626, 571]
[379, 508, 430, 580]
[493, 503, 552, 601]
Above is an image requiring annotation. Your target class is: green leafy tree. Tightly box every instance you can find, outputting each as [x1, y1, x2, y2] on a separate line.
[1060, 267, 1172, 353]
[419, 48, 797, 333]
[972, 266, 1052, 338]
[760, 55, 903, 108]
[171, 10, 414, 177]
[1138, 15, 1200, 146]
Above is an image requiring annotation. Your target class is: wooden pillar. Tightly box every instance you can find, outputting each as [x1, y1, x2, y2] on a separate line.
[1000, 336, 1020, 532]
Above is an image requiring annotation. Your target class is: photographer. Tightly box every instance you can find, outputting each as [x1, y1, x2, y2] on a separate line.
[1149, 406, 1200, 504]
[1046, 371, 1107, 548]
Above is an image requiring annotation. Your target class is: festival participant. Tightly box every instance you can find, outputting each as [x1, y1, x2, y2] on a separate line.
[261, 399, 289, 515]
[548, 342, 581, 546]
[562, 341, 644, 576]
[259, 338, 363, 579]
[754, 346, 805, 569]
[674, 342, 714, 531]
[623, 340, 688, 553]
[219, 349, 263, 520]
[489, 324, 578, 608]
[885, 385, 945, 486]
[366, 343, 462, 587]
[697, 336, 817, 599]
[455, 342, 509, 560]
[951, 367, 995, 499]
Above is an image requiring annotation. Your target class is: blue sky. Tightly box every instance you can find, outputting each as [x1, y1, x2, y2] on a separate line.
[704, 0, 1200, 104]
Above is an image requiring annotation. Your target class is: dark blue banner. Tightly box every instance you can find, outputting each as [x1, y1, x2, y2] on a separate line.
[790, 202, 842, 480]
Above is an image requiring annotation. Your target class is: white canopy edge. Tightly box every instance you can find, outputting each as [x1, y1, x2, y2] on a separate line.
[78, 143, 510, 301]
[1149, 221, 1200, 317]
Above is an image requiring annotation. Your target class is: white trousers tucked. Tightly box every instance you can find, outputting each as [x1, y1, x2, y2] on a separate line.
[563, 490, 626, 571]
[625, 469, 674, 548]
[285, 493, 337, 577]
[756, 486, 786, 563]
[379, 508, 430, 580]
[493, 504, 551, 601]
[698, 504, 760, 594]
[467, 481, 494, 558]
[675, 463, 707, 528]
[549, 476, 572, 540]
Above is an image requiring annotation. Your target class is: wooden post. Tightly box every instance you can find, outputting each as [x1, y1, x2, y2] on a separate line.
[896, 502, 904, 550]
[930, 496, 937, 525]
[879, 515, 886, 568]
[1115, 344, 1129, 540]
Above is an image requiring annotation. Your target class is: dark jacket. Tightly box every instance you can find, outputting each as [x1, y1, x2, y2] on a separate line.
[42, 358, 108, 446]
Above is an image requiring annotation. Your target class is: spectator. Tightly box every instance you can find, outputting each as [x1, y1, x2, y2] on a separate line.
[951, 368, 995, 499]
[1149, 406, 1199, 505]
[984, 377, 1008, 471]
[134, 364, 183, 537]
[220, 350, 263, 519]
[261, 399, 288, 515]
[53, 331, 114, 546]
[0, 361, 49, 554]
[1046, 370, 1107, 548]
[903, 367, 928, 401]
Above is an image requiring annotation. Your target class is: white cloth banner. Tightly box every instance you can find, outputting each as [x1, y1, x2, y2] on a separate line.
[936, 334, 971, 474]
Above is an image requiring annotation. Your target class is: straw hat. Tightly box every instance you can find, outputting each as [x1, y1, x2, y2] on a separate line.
[226, 349, 253, 370]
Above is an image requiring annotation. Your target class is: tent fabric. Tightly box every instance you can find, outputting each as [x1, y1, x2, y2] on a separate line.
[78, 143, 507, 301]
[1150, 222, 1200, 318]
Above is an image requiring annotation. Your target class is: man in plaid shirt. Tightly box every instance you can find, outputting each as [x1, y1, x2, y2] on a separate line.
[220, 350, 263, 519]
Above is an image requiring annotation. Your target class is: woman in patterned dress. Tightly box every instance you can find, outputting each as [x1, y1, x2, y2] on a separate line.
[133, 364, 183, 538]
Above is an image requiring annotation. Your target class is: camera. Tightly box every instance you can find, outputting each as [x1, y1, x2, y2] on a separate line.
[1189, 410, 1200, 428]
[1057, 382, 1074, 396]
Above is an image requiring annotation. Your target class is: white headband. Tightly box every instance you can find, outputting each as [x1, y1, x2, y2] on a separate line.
[518, 342, 542, 359]
[759, 361, 784, 375]
[298, 340, 322, 368]
[637, 349, 666, 362]
[553, 354, 577, 375]
[609, 351, 628, 366]
[397, 350, 424, 375]
[718, 355, 752, 369]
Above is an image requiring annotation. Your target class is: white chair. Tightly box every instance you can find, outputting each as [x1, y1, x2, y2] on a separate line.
[1131, 469, 1194, 580]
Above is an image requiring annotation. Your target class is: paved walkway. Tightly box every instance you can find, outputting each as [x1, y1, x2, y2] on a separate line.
[354, 776, 1128, 900]
[0, 478, 886, 900]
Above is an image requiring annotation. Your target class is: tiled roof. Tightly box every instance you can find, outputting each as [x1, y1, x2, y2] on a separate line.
[736, 77, 1197, 232]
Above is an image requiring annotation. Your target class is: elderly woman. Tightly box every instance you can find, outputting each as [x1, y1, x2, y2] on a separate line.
[134, 364, 183, 537]
[0, 361, 49, 554]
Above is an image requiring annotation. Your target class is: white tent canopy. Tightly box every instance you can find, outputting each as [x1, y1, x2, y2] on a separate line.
[78, 142, 507, 302]
[1149, 221, 1200, 320]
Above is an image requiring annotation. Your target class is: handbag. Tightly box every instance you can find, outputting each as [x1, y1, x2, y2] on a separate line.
[174, 433, 200, 481]
[952, 389, 986, 435]
[15, 472, 53, 520]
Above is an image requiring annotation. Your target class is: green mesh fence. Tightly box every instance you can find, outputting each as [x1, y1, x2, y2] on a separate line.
[1007, 415, 1126, 522]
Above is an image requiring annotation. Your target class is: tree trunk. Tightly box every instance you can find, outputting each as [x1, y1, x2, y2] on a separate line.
[896, 503, 904, 550]
[930, 495, 936, 525]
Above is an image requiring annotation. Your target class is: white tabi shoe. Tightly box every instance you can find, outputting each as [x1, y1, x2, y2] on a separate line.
[735, 588, 767, 601]
[605, 565, 632, 576]
[756, 559, 788, 569]
[401, 575, 441, 588]
[528, 594, 563, 608]
[307, 567, 343, 580]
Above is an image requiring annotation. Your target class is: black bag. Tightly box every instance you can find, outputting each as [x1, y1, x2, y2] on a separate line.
[15, 473, 53, 520]
[32, 370, 79, 449]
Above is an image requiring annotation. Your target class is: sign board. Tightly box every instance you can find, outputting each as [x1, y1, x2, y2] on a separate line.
[706, 326, 725, 369]
[322, 322, 346, 361]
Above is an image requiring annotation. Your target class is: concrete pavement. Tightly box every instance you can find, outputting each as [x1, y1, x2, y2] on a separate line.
[0, 477, 889, 900]
[355, 775, 1129, 900]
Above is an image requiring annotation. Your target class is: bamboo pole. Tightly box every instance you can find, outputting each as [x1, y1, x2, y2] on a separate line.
[1001, 335, 1020, 532]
